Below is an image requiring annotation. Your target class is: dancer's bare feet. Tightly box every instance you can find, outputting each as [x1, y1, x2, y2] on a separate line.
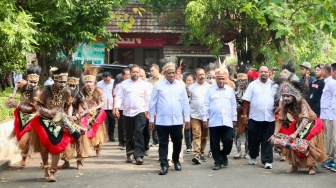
[48, 169, 57, 182]
[280, 156, 286, 162]
[309, 167, 316, 175]
[60, 161, 70, 169]
[286, 166, 298, 173]
[20, 156, 29, 166]
[76, 161, 83, 170]
[44, 168, 50, 179]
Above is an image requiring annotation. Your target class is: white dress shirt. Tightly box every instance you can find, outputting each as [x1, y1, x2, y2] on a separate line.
[114, 84, 123, 110]
[149, 78, 190, 125]
[320, 76, 336, 120]
[242, 78, 278, 122]
[332, 88, 336, 121]
[96, 79, 114, 110]
[202, 85, 237, 127]
[115, 78, 152, 117]
[189, 82, 211, 120]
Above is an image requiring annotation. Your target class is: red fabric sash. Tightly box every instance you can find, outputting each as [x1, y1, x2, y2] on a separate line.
[287, 118, 324, 140]
[31, 116, 71, 154]
[13, 108, 33, 141]
[86, 109, 106, 138]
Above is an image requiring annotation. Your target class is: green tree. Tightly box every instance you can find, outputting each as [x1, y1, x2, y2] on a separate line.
[0, 0, 38, 89]
[15, 0, 143, 81]
[143, 0, 336, 68]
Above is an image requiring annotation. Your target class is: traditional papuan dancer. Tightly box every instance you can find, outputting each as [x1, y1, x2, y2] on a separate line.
[81, 63, 107, 157]
[271, 81, 326, 175]
[60, 64, 91, 170]
[234, 73, 249, 159]
[30, 62, 82, 182]
[6, 65, 41, 166]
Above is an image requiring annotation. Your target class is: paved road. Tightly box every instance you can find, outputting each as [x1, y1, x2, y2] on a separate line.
[1, 142, 335, 188]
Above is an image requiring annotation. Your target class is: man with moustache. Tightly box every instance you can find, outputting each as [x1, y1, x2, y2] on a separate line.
[203, 69, 237, 170]
[242, 66, 278, 169]
[114, 65, 152, 164]
[189, 68, 211, 164]
[149, 62, 190, 175]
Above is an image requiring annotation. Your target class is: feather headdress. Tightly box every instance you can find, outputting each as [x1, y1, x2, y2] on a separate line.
[83, 63, 98, 82]
[26, 65, 41, 82]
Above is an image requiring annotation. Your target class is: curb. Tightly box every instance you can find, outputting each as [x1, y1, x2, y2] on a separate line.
[0, 154, 21, 173]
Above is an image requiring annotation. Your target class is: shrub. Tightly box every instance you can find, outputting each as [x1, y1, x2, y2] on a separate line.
[0, 88, 17, 122]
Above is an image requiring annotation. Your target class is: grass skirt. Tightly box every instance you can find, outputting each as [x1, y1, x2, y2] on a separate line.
[287, 131, 327, 168]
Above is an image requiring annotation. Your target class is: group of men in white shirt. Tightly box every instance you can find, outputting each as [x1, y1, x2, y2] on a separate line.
[98, 62, 283, 174]
[320, 63, 336, 166]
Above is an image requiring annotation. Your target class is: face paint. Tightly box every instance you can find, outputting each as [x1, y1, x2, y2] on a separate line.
[283, 94, 294, 104]
[58, 81, 66, 89]
[28, 80, 37, 89]
[238, 80, 247, 89]
[69, 85, 77, 91]
[85, 81, 95, 89]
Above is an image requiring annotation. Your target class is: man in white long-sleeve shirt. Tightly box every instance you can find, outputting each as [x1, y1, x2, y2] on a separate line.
[114, 65, 152, 165]
[96, 72, 115, 141]
[320, 64, 336, 162]
[203, 69, 237, 170]
[149, 62, 190, 175]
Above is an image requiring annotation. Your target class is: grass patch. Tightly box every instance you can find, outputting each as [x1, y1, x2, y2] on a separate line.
[0, 88, 17, 122]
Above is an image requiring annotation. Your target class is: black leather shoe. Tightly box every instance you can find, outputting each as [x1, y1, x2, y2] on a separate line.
[159, 166, 168, 175]
[223, 155, 228, 167]
[174, 161, 182, 171]
[135, 157, 144, 165]
[212, 164, 221, 170]
[126, 155, 133, 163]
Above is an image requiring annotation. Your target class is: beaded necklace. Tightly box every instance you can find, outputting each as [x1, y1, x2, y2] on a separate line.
[51, 86, 62, 105]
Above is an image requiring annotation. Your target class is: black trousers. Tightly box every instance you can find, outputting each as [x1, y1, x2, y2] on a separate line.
[118, 110, 125, 146]
[156, 125, 183, 168]
[184, 128, 193, 150]
[209, 126, 234, 165]
[143, 119, 150, 151]
[152, 128, 159, 145]
[104, 110, 115, 141]
[124, 112, 146, 158]
[248, 119, 275, 164]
